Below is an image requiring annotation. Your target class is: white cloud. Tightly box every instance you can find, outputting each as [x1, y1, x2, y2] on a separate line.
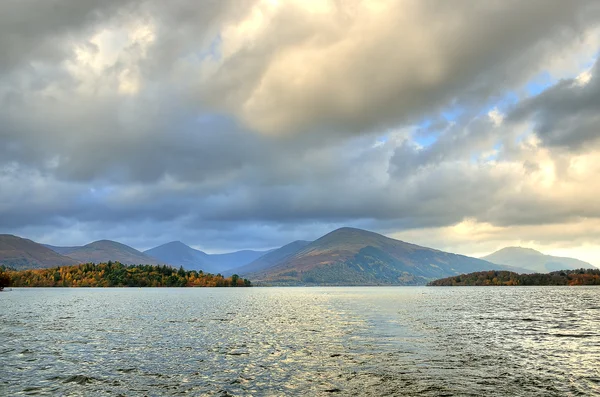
[575, 69, 593, 86]
[197, 0, 599, 134]
[488, 108, 504, 126]
[391, 217, 600, 267]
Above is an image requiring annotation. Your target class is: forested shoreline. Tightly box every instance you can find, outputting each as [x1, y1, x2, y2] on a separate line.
[428, 269, 600, 286]
[0, 262, 251, 288]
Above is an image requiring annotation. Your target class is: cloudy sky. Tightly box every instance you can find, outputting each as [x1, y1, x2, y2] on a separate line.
[2, 0, 600, 264]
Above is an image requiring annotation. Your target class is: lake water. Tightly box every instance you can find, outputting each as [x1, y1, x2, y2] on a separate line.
[1, 287, 599, 396]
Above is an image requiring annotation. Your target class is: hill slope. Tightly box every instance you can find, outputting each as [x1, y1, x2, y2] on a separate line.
[482, 247, 593, 273]
[65, 240, 161, 265]
[227, 240, 311, 276]
[0, 235, 78, 270]
[247, 227, 507, 285]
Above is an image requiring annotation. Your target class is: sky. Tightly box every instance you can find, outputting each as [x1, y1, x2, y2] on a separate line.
[2, 1, 600, 265]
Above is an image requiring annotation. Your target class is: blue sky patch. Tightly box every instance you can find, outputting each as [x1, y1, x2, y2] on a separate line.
[526, 71, 554, 96]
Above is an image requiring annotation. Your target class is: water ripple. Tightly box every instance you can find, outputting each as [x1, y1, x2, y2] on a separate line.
[1, 286, 599, 396]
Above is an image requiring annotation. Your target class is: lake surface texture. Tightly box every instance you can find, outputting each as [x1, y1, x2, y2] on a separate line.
[1, 287, 599, 396]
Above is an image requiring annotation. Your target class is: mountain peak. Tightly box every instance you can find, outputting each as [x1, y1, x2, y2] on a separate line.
[308, 227, 407, 253]
[0, 233, 22, 240]
[483, 246, 592, 273]
[326, 227, 377, 236]
[319, 227, 386, 242]
[85, 239, 130, 248]
[147, 241, 205, 255]
[163, 241, 192, 248]
[495, 246, 543, 255]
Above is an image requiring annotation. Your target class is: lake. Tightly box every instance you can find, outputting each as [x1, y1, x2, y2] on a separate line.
[1, 287, 599, 396]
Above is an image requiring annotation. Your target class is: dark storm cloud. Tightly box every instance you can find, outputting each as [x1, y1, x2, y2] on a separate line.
[508, 59, 600, 149]
[1, 0, 600, 251]
[389, 116, 504, 178]
[0, 0, 138, 71]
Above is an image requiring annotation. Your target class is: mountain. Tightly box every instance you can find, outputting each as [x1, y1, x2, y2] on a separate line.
[0, 234, 78, 270]
[144, 241, 214, 271]
[227, 240, 311, 276]
[246, 227, 512, 285]
[64, 240, 161, 265]
[144, 241, 269, 273]
[482, 247, 594, 273]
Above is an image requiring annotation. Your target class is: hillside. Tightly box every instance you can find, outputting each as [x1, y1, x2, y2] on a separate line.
[227, 240, 311, 276]
[64, 240, 161, 265]
[144, 242, 268, 273]
[428, 269, 600, 286]
[482, 247, 593, 273]
[0, 234, 78, 270]
[246, 227, 508, 285]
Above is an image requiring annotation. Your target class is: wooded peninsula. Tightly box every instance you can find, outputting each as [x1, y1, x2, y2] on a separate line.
[0, 262, 251, 288]
[428, 269, 600, 286]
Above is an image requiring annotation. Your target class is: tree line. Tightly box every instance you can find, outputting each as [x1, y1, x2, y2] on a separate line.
[428, 268, 600, 286]
[0, 262, 251, 288]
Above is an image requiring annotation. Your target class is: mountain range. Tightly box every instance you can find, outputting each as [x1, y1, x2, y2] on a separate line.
[482, 247, 593, 273]
[1, 228, 594, 285]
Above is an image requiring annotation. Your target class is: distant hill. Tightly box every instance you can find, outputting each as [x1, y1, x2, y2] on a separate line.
[428, 269, 600, 286]
[208, 249, 272, 273]
[482, 247, 593, 273]
[246, 227, 509, 285]
[43, 244, 81, 255]
[227, 240, 311, 276]
[64, 240, 161, 265]
[144, 241, 269, 273]
[0, 234, 78, 270]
